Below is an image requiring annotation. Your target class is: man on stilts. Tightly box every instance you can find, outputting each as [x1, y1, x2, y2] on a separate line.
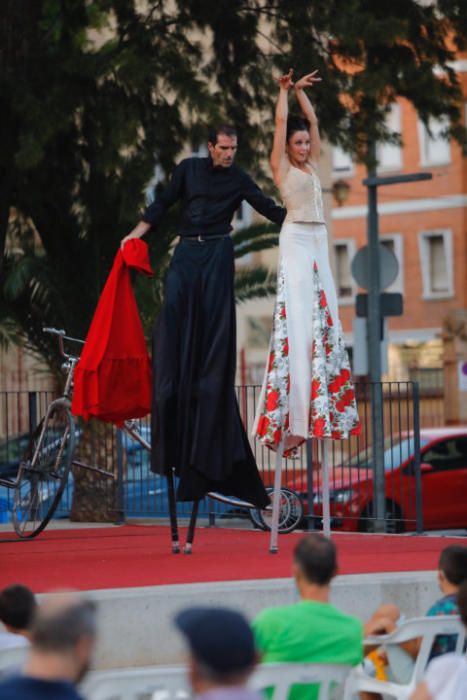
[122, 125, 286, 553]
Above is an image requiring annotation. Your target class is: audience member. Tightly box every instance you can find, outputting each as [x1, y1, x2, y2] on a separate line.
[175, 606, 261, 700]
[364, 544, 467, 684]
[410, 578, 467, 700]
[252, 533, 363, 700]
[0, 593, 97, 700]
[0, 584, 37, 650]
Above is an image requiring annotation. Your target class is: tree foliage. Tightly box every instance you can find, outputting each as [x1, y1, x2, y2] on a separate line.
[1, 0, 465, 373]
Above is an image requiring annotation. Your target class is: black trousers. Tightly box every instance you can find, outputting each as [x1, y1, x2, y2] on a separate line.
[151, 236, 269, 508]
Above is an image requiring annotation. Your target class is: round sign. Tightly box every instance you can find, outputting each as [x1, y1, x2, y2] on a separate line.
[351, 244, 399, 291]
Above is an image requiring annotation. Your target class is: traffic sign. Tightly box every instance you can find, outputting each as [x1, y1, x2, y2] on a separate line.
[356, 292, 403, 319]
[351, 244, 399, 291]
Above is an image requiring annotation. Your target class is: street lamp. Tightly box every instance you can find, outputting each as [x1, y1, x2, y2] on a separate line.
[332, 179, 351, 206]
[323, 179, 351, 207]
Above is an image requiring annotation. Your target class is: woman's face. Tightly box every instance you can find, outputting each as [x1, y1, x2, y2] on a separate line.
[286, 130, 311, 165]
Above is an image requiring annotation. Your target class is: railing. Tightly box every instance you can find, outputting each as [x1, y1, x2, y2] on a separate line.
[0, 382, 432, 531]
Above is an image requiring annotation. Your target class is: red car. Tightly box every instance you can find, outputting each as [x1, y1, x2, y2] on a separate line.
[286, 427, 467, 533]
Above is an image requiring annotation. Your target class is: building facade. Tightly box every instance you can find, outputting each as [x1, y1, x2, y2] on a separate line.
[329, 56, 466, 388]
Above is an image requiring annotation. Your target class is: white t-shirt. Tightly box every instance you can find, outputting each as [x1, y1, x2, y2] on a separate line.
[424, 653, 467, 700]
[0, 632, 29, 651]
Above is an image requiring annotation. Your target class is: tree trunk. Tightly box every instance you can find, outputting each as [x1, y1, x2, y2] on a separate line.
[71, 420, 119, 522]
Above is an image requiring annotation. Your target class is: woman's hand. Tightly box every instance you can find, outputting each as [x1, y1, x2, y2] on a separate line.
[275, 68, 294, 91]
[294, 70, 322, 90]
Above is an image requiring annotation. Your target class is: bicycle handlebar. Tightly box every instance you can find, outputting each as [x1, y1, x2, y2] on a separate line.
[42, 327, 85, 360]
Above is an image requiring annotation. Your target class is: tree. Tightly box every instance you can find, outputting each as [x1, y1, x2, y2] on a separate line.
[1, 0, 466, 375]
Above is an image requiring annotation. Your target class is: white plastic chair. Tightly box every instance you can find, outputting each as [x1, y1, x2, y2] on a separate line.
[81, 664, 189, 700]
[249, 662, 354, 700]
[350, 615, 466, 700]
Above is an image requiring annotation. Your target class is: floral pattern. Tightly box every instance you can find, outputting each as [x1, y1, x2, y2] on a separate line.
[255, 261, 360, 455]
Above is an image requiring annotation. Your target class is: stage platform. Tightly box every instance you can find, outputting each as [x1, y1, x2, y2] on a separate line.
[1, 524, 465, 668]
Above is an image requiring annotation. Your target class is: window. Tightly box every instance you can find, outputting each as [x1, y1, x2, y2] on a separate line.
[333, 240, 356, 303]
[332, 146, 354, 175]
[377, 104, 402, 171]
[418, 230, 454, 299]
[422, 438, 467, 473]
[246, 316, 272, 349]
[380, 234, 404, 293]
[233, 202, 254, 266]
[418, 116, 451, 166]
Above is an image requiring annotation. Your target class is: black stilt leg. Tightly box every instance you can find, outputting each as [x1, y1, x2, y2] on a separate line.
[184, 500, 199, 554]
[166, 468, 180, 554]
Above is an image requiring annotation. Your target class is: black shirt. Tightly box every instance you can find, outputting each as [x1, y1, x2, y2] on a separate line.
[142, 157, 286, 237]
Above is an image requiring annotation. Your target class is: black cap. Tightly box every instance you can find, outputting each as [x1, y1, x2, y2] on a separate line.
[174, 607, 256, 674]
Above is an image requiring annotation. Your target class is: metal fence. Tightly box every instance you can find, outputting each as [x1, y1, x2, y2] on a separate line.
[0, 382, 429, 532]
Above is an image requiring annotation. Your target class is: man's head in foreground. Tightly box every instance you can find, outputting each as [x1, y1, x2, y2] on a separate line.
[25, 594, 97, 684]
[0, 584, 37, 638]
[293, 533, 338, 597]
[175, 606, 257, 693]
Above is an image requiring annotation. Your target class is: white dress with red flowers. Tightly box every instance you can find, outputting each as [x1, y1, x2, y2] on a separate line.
[252, 164, 360, 456]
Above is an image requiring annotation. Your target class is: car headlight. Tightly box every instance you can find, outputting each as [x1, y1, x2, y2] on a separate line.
[313, 488, 355, 504]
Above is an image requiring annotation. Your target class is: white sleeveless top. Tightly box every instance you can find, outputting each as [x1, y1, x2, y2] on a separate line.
[280, 162, 325, 224]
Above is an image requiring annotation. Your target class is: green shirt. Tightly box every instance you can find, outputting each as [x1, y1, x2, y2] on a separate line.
[252, 600, 363, 700]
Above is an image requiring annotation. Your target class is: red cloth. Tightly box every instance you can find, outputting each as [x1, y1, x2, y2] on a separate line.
[71, 239, 153, 425]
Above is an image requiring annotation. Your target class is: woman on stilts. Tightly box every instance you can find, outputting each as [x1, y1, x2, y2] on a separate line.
[253, 69, 360, 545]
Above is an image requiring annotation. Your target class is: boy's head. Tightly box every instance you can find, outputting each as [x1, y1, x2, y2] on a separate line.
[438, 545, 467, 592]
[0, 584, 37, 634]
[293, 533, 337, 591]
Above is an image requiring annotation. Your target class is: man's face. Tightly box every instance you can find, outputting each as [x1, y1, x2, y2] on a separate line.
[207, 134, 238, 168]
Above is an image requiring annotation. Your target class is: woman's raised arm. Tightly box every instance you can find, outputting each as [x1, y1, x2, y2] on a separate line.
[270, 69, 294, 185]
[294, 71, 322, 166]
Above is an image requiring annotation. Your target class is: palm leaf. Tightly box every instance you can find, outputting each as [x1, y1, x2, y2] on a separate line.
[235, 266, 277, 304]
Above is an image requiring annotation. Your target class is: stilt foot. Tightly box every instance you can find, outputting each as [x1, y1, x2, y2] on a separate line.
[269, 547, 278, 554]
[172, 543, 180, 554]
[183, 543, 192, 555]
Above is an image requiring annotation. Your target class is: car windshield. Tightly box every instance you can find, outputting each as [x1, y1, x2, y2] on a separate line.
[349, 436, 430, 472]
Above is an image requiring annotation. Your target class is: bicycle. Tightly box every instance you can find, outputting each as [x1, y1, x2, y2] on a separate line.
[1, 328, 303, 547]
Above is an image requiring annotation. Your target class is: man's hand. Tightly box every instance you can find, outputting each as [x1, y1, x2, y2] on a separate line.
[120, 221, 151, 250]
[294, 70, 322, 90]
[275, 68, 294, 91]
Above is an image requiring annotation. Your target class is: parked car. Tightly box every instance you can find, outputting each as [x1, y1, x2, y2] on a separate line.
[0, 433, 32, 480]
[287, 427, 467, 533]
[0, 425, 236, 524]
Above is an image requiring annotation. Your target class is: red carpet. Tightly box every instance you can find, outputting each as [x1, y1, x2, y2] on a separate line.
[0, 525, 463, 593]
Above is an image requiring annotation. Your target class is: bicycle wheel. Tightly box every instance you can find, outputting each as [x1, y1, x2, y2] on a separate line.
[12, 399, 75, 538]
[250, 487, 304, 534]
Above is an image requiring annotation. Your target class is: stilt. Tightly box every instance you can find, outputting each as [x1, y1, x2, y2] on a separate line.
[269, 440, 284, 554]
[184, 500, 199, 554]
[320, 439, 331, 538]
[166, 468, 180, 553]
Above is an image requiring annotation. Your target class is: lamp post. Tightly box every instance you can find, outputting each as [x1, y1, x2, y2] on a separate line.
[363, 153, 432, 531]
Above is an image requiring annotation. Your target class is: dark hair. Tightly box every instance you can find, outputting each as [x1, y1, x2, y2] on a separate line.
[439, 545, 467, 586]
[0, 584, 37, 631]
[286, 115, 310, 143]
[207, 124, 237, 145]
[457, 579, 467, 627]
[32, 599, 97, 653]
[293, 533, 337, 585]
